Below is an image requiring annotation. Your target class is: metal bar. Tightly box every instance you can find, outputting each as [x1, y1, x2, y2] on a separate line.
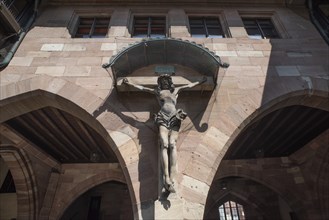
[203, 17, 209, 37]
[89, 17, 96, 38]
[256, 19, 266, 39]
[236, 202, 240, 220]
[148, 17, 151, 37]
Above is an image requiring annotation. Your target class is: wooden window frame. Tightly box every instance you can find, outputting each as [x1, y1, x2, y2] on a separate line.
[239, 11, 289, 39]
[242, 18, 280, 39]
[74, 17, 111, 38]
[67, 10, 112, 38]
[188, 16, 225, 38]
[185, 11, 230, 38]
[132, 16, 167, 38]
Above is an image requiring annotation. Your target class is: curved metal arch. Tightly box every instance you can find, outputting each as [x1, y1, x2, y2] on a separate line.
[103, 38, 229, 80]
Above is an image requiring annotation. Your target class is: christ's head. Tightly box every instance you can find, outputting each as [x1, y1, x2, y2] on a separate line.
[157, 74, 175, 92]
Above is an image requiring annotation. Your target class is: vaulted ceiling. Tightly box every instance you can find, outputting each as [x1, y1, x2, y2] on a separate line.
[224, 105, 329, 160]
[3, 107, 118, 163]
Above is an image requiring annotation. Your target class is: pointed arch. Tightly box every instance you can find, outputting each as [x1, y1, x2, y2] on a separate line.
[0, 79, 139, 218]
[0, 146, 38, 220]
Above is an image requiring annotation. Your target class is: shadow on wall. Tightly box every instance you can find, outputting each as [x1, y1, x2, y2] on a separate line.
[205, 9, 329, 220]
[93, 87, 214, 219]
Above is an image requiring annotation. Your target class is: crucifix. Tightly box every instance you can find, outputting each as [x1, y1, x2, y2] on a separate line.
[123, 73, 206, 193]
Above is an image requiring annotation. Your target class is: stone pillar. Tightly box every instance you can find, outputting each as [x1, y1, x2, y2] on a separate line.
[223, 10, 248, 38]
[168, 9, 190, 38]
[109, 9, 130, 37]
[39, 171, 60, 220]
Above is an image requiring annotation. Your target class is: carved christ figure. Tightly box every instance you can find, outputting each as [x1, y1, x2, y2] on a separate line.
[123, 75, 206, 193]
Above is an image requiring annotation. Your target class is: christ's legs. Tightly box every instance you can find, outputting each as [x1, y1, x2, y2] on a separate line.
[169, 130, 178, 185]
[159, 126, 171, 188]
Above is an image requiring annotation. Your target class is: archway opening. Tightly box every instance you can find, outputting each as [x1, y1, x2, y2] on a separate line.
[1, 91, 136, 219]
[224, 105, 329, 160]
[207, 100, 329, 220]
[0, 156, 17, 220]
[61, 181, 133, 220]
[205, 177, 294, 220]
[3, 106, 118, 163]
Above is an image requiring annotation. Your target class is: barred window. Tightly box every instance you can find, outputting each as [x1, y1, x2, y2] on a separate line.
[132, 16, 166, 38]
[242, 18, 280, 39]
[75, 17, 110, 38]
[189, 17, 225, 38]
[219, 201, 245, 220]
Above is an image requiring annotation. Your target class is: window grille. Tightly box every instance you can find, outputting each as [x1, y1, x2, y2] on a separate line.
[132, 16, 166, 38]
[219, 201, 245, 220]
[75, 17, 110, 38]
[242, 18, 279, 39]
[189, 16, 224, 38]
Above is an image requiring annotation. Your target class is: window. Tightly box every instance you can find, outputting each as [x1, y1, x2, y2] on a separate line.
[132, 16, 166, 38]
[242, 18, 279, 39]
[2, 0, 34, 25]
[189, 17, 225, 38]
[75, 17, 110, 38]
[0, 0, 34, 64]
[219, 201, 245, 220]
[0, 171, 16, 193]
[311, 0, 329, 44]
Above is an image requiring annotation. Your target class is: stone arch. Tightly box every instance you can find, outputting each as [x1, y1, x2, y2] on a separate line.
[52, 172, 127, 220]
[0, 76, 139, 217]
[0, 146, 38, 220]
[210, 89, 329, 181]
[205, 90, 328, 219]
[0, 77, 132, 162]
[214, 171, 306, 218]
[1, 75, 107, 122]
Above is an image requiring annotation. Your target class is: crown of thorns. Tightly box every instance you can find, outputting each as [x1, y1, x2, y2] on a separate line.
[157, 74, 175, 90]
[157, 74, 173, 84]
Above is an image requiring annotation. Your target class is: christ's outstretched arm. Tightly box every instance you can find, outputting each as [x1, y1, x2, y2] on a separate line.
[174, 76, 207, 94]
[123, 78, 155, 94]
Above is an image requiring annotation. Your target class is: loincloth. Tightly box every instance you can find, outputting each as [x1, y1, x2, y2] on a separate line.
[154, 109, 187, 130]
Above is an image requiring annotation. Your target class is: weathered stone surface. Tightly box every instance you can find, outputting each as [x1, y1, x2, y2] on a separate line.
[276, 66, 301, 76]
[9, 57, 33, 66]
[35, 66, 65, 76]
[40, 44, 64, 51]
[0, 5, 328, 220]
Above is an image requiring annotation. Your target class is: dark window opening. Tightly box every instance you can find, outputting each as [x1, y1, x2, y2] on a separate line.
[219, 201, 245, 220]
[132, 16, 166, 38]
[2, 0, 34, 25]
[0, 170, 16, 193]
[189, 16, 225, 38]
[75, 17, 110, 38]
[311, 0, 329, 44]
[0, 0, 34, 63]
[242, 18, 280, 39]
